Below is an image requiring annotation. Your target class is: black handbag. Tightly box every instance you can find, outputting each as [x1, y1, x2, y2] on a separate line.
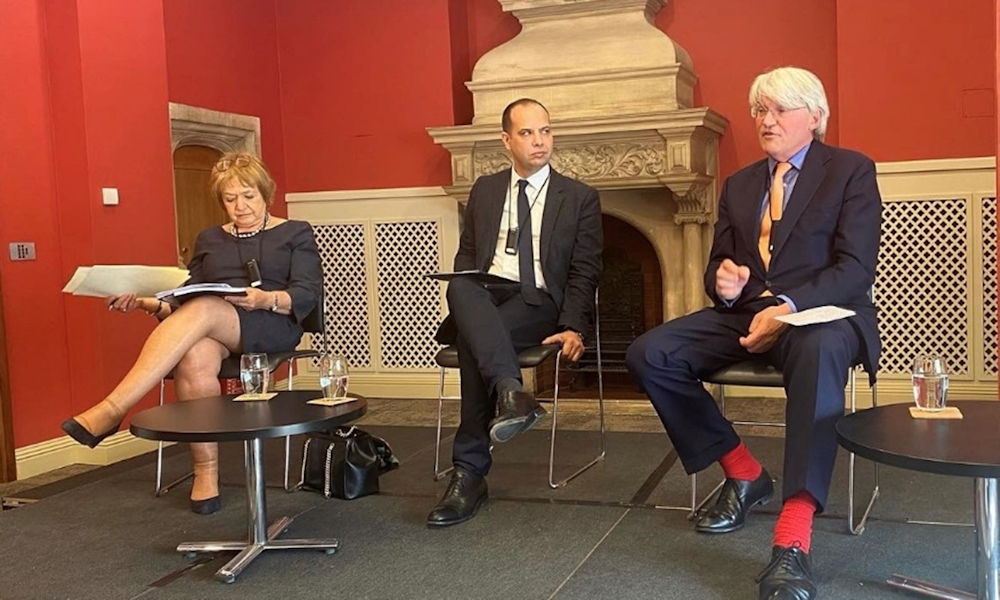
[298, 426, 399, 499]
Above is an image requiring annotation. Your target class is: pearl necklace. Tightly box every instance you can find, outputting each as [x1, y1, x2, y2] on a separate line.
[231, 214, 269, 238]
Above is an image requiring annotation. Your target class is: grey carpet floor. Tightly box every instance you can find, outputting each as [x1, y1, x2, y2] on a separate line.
[0, 425, 980, 599]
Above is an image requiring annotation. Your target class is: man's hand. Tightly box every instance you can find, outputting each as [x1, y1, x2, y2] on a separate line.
[715, 258, 750, 301]
[739, 303, 792, 353]
[542, 330, 585, 362]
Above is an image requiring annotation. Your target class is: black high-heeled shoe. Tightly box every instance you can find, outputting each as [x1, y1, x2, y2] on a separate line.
[190, 496, 221, 515]
[60, 417, 122, 448]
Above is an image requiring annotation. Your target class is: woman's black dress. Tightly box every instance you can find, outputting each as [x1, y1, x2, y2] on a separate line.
[185, 220, 322, 353]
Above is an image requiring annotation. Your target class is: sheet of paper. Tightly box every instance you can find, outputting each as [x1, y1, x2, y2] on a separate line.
[774, 305, 856, 326]
[425, 270, 518, 286]
[63, 265, 189, 298]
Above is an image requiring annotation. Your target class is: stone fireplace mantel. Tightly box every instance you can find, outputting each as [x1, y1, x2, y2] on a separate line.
[429, 0, 727, 317]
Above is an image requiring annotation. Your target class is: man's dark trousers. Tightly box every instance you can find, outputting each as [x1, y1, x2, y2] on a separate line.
[447, 276, 558, 477]
[625, 297, 860, 510]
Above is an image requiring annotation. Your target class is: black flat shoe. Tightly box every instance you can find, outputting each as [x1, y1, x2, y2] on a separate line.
[190, 496, 222, 515]
[756, 544, 816, 600]
[488, 389, 546, 443]
[695, 468, 774, 534]
[426, 468, 487, 527]
[60, 417, 122, 449]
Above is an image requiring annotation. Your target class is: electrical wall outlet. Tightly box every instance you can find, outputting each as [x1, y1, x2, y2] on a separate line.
[102, 187, 119, 205]
[9, 242, 36, 261]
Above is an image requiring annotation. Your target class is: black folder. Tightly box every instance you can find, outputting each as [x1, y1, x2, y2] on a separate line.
[425, 270, 518, 287]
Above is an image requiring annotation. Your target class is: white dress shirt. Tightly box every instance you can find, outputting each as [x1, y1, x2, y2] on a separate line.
[488, 164, 550, 291]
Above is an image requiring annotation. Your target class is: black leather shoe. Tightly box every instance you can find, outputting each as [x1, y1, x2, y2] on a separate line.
[190, 496, 222, 515]
[695, 468, 774, 534]
[426, 468, 488, 527]
[61, 417, 122, 449]
[488, 389, 546, 443]
[756, 544, 817, 600]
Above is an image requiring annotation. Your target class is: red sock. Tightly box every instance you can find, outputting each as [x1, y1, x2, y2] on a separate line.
[718, 441, 762, 481]
[773, 491, 818, 553]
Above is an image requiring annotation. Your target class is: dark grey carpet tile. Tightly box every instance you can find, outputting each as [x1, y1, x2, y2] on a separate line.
[139, 494, 628, 600]
[647, 436, 974, 526]
[552, 506, 976, 600]
[392, 427, 670, 505]
[2, 427, 983, 600]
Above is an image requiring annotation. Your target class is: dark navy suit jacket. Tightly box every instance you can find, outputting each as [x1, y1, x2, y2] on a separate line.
[436, 167, 602, 343]
[703, 141, 882, 380]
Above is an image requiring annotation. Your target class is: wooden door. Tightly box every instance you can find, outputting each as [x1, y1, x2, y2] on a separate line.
[173, 145, 226, 266]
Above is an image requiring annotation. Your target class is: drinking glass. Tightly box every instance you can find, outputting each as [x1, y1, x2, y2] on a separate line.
[911, 354, 948, 411]
[240, 353, 269, 395]
[319, 354, 350, 399]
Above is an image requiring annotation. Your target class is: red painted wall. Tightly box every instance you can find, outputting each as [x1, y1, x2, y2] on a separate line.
[0, 0, 995, 454]
[837, 0, 995, 161]
[0, 1, 73, 448]
[0, 0, 175, 447]
[458, 0, 994, 180]
[661, 0, 839, 179]
[162, 0, 289, 214]
[275, 0, 459, 192]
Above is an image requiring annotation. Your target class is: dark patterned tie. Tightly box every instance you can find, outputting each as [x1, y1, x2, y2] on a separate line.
[517, 179, 541, 305]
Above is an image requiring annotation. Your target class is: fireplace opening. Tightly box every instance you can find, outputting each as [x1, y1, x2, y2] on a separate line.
[541, 214, 664, 397]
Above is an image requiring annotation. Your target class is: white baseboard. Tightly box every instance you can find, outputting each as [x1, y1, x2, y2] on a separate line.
[15, 432, 166, 481]
[291, 372, 459, 399]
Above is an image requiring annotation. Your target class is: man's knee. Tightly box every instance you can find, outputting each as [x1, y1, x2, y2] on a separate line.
[626, 324, 682, 377]
[786, 323, 857, 362]
[445, 277, 481, 307]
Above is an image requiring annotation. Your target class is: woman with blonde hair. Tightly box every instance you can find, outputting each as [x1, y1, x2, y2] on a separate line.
[62, 152, 322, 515]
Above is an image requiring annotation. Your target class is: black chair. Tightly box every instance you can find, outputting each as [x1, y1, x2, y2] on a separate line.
[155, 296, 325, 495]
[433, 290, 605, 489]
[689, 358, 880, 535]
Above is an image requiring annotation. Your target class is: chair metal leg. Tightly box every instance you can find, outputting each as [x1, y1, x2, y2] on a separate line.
[433, 366, 455, 481]
[549, 344, 607, 489]
[155, 378, 194, 496]
[847, 368, 880, 535]
[283, 360, 296, 492]
[689, 383, 728, 518]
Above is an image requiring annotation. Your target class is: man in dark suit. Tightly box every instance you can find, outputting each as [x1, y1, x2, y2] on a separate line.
[626, 67, 880, 599]
[427, 98, 602, 527]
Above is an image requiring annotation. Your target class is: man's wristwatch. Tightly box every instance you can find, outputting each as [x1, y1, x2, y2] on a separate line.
[270, 293, 280, 312]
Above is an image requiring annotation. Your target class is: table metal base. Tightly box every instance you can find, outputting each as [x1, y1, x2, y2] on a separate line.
[886, 478, 998, 600]
[176, 438, 339, 583]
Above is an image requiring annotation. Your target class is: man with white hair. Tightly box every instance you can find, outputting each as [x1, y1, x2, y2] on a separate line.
[626, 66, 881, 599]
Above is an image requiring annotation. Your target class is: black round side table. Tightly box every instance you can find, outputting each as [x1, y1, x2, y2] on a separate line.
[130, 390, 367, 583]
[837, 400, 999, 600]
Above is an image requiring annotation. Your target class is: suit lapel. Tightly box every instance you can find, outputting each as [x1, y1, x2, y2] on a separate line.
[540, 169, 566, 264]
[738, 161, 770, 270]
[769, 142, 830, 260]
[479, 170, 510, 269]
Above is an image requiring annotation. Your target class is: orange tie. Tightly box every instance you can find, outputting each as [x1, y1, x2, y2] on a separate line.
[759, 161, 792, 270]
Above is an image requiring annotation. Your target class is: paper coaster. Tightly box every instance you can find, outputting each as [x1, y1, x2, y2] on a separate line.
[909, 406, 963, 419]
[306, 397, 359, 407]
[232, 392, 278, 402]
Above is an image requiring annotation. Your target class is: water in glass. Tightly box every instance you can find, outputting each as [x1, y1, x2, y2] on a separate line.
[911, 354, 948, 411]
[319, 354, 349, 399]
[240, 353, 269, 395]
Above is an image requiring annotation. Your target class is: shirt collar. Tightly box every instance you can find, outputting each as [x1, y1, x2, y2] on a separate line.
[767, 141, 811, 175]
[511, 164, 551, 190]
